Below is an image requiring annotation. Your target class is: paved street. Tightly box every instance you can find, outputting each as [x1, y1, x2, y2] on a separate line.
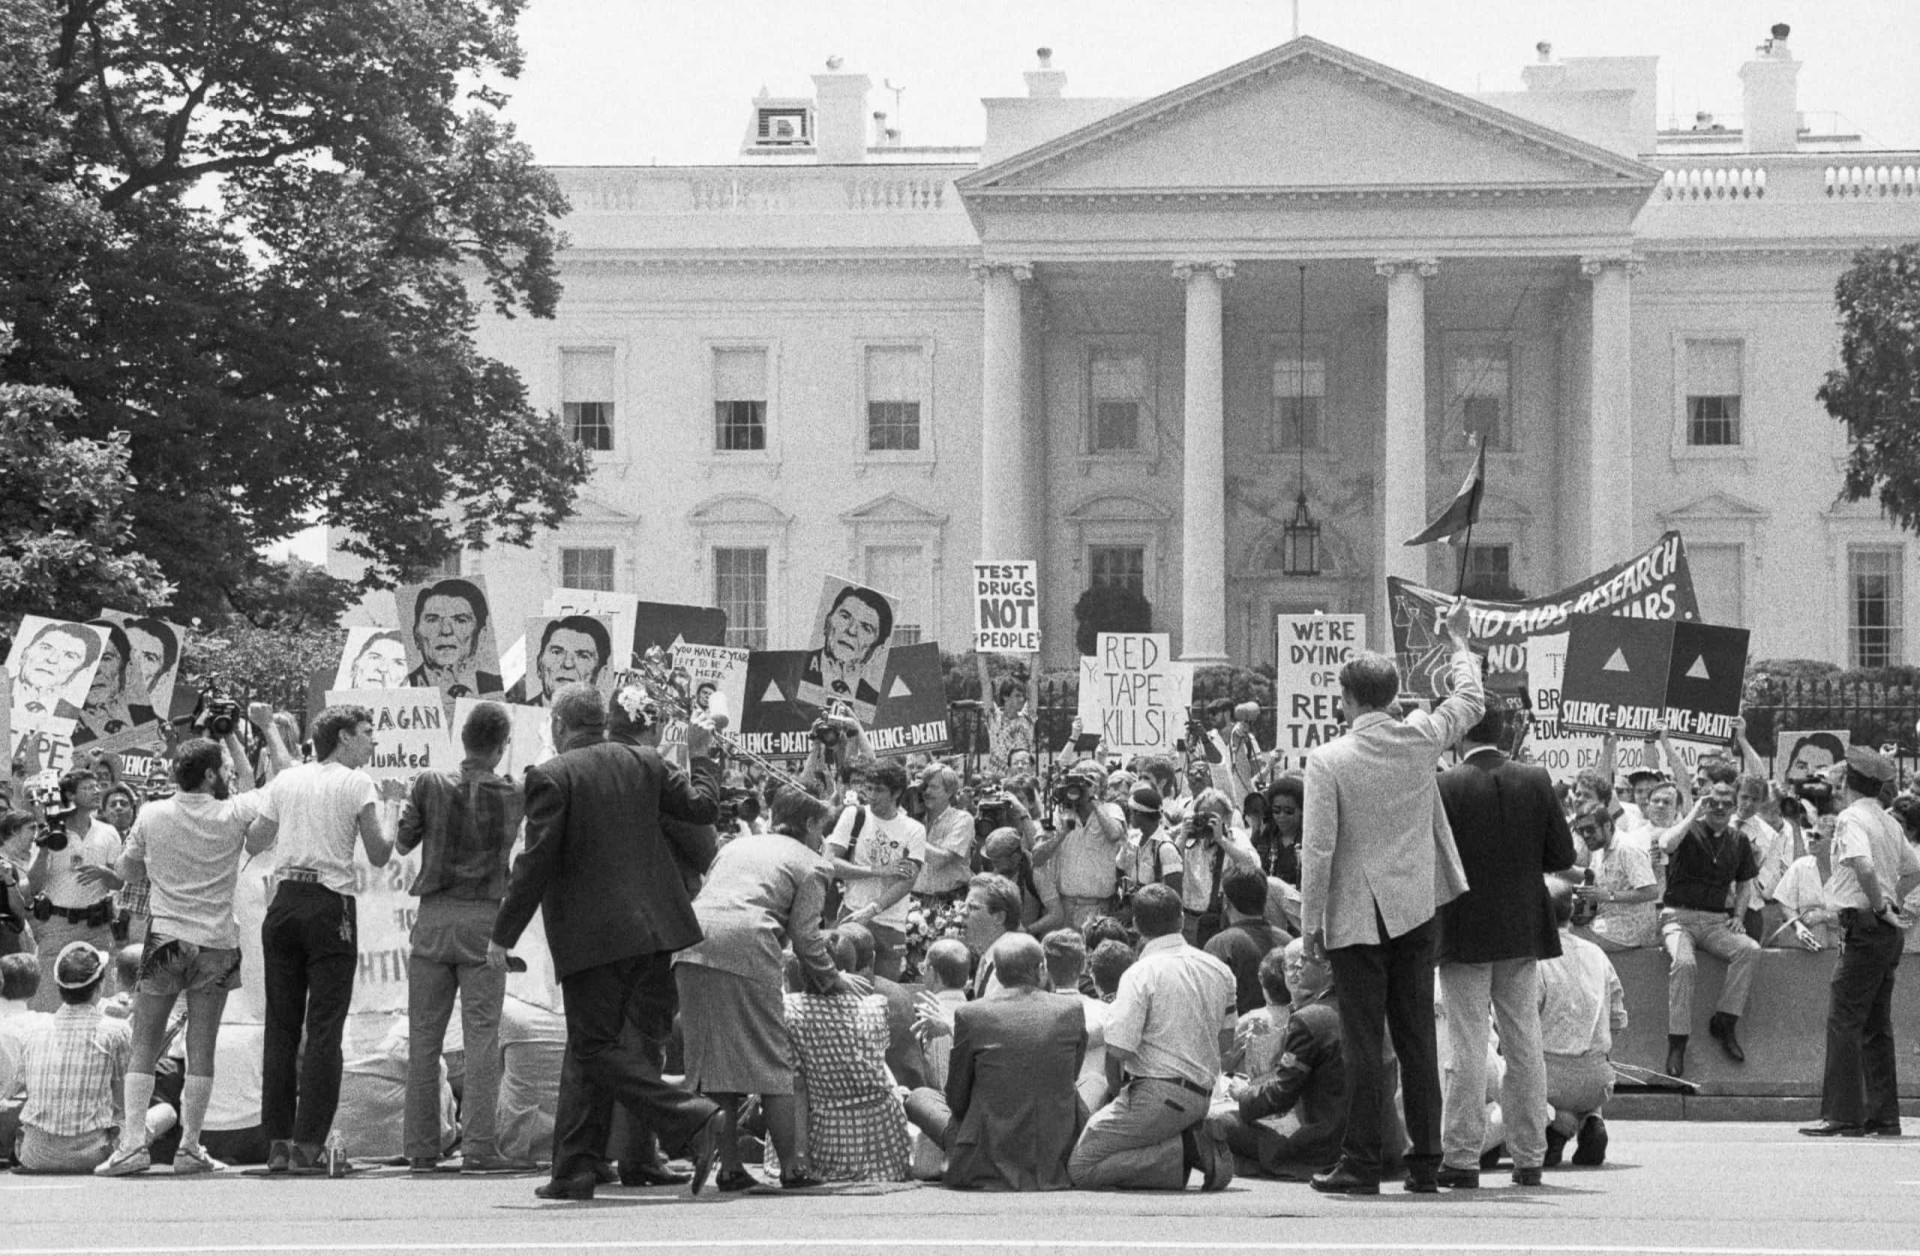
[8, 1122, 1919, 1256]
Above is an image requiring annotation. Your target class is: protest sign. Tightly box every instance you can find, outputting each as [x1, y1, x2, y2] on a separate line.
[68, 618, 165, 753]
[544, 591, 637, 667]
[396, 575, 503, 698]
[973, 561, 1040, 654]
[95, 611, 186, 730]
[1390, 532, 1700, 699]
[1776, 729, 1850, 787]
[865, 642, 950, 755]
[6, 616, 106, 735]
[630, 599, 728, 658]
[324, 688, 456, 779]
[734, 651, 815, 760]
[794, 576, 899, 725]
[510, 615, 618, 705]
[1273, 615, 1364, 770]
[672, 642, 750, 721]
[335, 626, 409, 692]
[1558, 616, 1749, 743]
[1084, 633, 1194, 755]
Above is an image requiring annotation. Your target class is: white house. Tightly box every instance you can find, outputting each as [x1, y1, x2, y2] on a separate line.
[335, 27, 1920, 673]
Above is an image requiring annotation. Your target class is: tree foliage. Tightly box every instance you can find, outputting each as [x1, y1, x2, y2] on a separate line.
[181, 620, 345, 728]
[1, 0, 588, 622]
[1072, 586, 1154, 657]
[1822, 244, 1920, 531]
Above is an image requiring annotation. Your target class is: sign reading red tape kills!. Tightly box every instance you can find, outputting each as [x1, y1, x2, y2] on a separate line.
[1557, 615, 1749, 743]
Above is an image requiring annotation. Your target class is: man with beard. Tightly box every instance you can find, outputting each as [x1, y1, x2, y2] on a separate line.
[508, 617, 612, 707]
[73, 623, 158, 749]
[797, 585, 892, 722]
[405, 580, 502, 697]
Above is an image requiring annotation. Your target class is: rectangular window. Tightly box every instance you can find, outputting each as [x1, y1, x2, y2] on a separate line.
[1450, 348, 1512, 449]
[561, 350, 616, 452]
[1687, 543, 1745, 627]
[1685, 340, 1743, 447]
[864, 346, 923, 452]
[1272, 354, 1326, 450]
[559, 547, 616, 593]
[1461, 544, 1513, 600]
[714, 547, 769, 650]
[863, 545, 924, 646]
[1089, 351, 1146, 453]
[713, 348, 768, 452]
[1088, 545, 1146, 595]
[1850, 547, 1904, 669]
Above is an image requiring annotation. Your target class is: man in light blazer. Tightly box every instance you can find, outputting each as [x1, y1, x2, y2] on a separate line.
[1301, 599, 1481, 1197]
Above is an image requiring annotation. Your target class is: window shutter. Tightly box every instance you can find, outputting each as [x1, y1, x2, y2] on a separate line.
[713, 348, 767, 401]
[1687, 341, 1743, 396]
[561, 350, 614, 404]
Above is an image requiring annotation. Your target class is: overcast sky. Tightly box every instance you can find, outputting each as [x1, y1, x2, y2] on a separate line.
[505, 0, 1920, 164]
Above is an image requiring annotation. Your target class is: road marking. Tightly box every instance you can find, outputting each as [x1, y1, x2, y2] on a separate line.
[11, 1242, 1920, 1256]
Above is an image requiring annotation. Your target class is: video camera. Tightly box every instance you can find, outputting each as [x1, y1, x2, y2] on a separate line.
[192, 689, 243, 739]
[810, 703, 860, 749]
[1051, 775, 1089, 810]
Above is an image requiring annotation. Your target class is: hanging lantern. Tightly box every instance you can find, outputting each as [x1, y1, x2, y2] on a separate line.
[1282, 490, 1320, 577]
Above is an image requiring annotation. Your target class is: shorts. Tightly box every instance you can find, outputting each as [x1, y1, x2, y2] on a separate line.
[137, 933, 243, 997]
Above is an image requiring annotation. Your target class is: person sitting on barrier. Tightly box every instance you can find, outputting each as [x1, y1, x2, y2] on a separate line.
[1540, 878, 1627, 1168]
[1570, 804, 1659, 952]
[1734, 773, 1785, 942]
[1656, 764, 1762, 1078]
[1769, 812, 1842, 951]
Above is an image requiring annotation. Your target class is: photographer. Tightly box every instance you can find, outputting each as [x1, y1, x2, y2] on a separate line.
[913, 765, 974, 909]
[1114, 785, 1181, 922]
[1030, 762, 1127, 929]
[1174, 789, 1262, 947]
[800, 705, 876, 801]
[25, 770, 126, 1012]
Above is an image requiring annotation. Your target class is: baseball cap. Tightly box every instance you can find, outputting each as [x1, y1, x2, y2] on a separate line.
[1127, 784, 1164, 814]
[55, 941, 108, 990]
[1846, 745, 1896, 783]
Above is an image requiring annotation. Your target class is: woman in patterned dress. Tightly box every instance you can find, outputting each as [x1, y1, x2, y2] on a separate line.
[781, 931, 912, 1182]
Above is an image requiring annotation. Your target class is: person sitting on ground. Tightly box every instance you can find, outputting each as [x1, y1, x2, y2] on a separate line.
[1080, 917, 1132, 998]
[1539, 878, 1627, 1169]
[919, 940, 971, 1090]
[15, 942, 131, 1172]
[1068, 883, 1235, 1192]
[1205, 868, 1291, 1015]
[1570, 802, 1660, 951]
[1224, 947, 1292, 1078]
[904, 932, 1087, 1191]
[980, 827, 1053, 931]
[1088, 938, 1136, 1006]
[1206, 937, 1382, 1180]
[1042, 928, 1111, 1112]
[836, 922, 926, 1092]
[913, 874, 1024, 1047]
[782, 930, 912, 1183]
[0, 952, 50, 1161]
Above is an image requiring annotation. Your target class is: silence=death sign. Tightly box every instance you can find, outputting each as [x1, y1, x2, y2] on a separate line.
[1556, 615, 1750, 743]
[973, 561, 1039, 653]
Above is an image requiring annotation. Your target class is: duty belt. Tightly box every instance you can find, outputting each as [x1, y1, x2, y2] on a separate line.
[32, 896, 115, 927]
[280, 867, 325, 885]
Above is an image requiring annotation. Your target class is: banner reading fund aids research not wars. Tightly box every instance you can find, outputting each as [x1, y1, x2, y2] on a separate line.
[1389, 532, 1700, 700]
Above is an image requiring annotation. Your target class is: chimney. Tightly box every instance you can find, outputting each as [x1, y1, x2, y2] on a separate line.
[1520, 41, 1566, 91]
[1740, 22, 1800, 151]
[812, 57, 871, 163]
[1025, 47, 1067, 99]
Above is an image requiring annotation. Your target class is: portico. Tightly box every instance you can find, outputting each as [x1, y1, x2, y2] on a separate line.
[958, 37, 1660, 662]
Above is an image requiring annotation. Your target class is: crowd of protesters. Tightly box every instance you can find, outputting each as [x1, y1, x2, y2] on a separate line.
[2, 613, 1918, 1195]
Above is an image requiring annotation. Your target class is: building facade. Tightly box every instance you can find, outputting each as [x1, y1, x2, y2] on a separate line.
[339, 30, 1920, 673]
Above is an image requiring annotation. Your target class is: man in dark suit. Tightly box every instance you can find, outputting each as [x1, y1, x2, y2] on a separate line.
[1434, 700, 1576, 1188]
[488, 683, 725, 1200]
[904, 933, 1087, 1191]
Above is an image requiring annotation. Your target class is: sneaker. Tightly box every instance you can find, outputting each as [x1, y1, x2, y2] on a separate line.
[173, 1143, 225, 1176]
[94, 1145, 152, 1177]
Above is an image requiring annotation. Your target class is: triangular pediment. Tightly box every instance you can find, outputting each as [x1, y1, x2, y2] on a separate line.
[1064, 492, 1172, 524]
[839, 492, 948, 526]
[960, 38, 1656, 199]
[686, 493, 791, 527]
[1659, 492, 1770, 523]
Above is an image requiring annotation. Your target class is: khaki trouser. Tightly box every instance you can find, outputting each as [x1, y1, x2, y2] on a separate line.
[1544, 1050, 1614, 1139]
[1661, 907, 1761, 1036]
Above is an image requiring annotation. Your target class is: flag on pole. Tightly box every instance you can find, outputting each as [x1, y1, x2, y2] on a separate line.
[1403, 435, 1487, 547]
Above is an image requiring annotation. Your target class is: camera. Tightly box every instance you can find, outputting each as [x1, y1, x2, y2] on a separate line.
[193, 689, 242, 739]
[1052, 778, 1088, 810]
[1793, 779, 1835, 817]
[1187, 809, 1218, 844]
[809, 717, 844, 747]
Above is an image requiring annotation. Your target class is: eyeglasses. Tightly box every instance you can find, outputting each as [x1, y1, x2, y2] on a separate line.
[1572, 827, 1601, 840]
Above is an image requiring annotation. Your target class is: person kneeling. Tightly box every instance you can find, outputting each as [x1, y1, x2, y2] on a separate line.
[1539, 878, 1627, 1168]
[904, 934, 1086, 1190]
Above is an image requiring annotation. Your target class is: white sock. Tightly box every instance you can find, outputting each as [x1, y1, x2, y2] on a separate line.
[122, 1073, 156, 1149]
[181, 1075, 215, 1148]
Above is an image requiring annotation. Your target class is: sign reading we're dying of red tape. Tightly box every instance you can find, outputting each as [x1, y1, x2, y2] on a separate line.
[1556, 614, 1749, 743]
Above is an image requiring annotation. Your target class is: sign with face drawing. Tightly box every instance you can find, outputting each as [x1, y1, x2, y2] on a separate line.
[793, 576, 900, 725]
[396, 576, 504, 700]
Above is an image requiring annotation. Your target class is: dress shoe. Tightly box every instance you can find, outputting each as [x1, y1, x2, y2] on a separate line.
[715, 1168, 757, 1193]
[1402, 1169, 1438, 1194]
[1571, 1115, 1609, 1166]
[1511, 1167, 1543, 1187]
[1708, 1012, 1746, 1063]
[1665, 1035, 1688, 1079]
[1543, 1126, 1569, 1169]
[1798, 1120, 1859, 1137]
[1435, 1165, 1479, 1189]
[1853, 1121, 1903, 1138]
[462, 1155, 540, 1174]
[534, 1173, 598, 1201]
[618, 1162, 691, 1187]
[266, 1140, 292, 1174]
[1183, 1122, 1234, 1193]
[1310, 1160, 1381, 1196]
[688, 1110, 727, 1196]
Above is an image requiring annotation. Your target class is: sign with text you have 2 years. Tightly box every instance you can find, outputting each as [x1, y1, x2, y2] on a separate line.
[1557, 615, 1749, 743]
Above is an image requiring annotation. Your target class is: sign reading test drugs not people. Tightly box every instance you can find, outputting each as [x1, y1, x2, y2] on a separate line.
[1557, 615, 1749, 743]
[973, 561, 1039, 653]
[1274, 615, 1364, 769]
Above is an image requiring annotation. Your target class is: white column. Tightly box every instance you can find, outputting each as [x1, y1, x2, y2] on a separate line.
[1175, 259, 1234, 665]
[1582, 254, 1641, 566]
[1376, 258, 1438, 587]
[974, 261, 1034, 562]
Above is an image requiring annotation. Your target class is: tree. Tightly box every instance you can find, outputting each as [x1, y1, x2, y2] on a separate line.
[1821, 244, 1920, 531]
[1, 0, 589, 622]
[0, 328, 172, 620]
[1073, 586, 1153, 656]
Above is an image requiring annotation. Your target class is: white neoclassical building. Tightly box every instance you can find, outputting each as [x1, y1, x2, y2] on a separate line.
[339, 28, 1920, 672]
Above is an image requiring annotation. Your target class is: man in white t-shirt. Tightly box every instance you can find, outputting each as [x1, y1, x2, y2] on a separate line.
[25, 770, 126, 1012]
[826, 759, 924, 980]
[249, 704, 403, 1173]
[95, 728, 278, 1177]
